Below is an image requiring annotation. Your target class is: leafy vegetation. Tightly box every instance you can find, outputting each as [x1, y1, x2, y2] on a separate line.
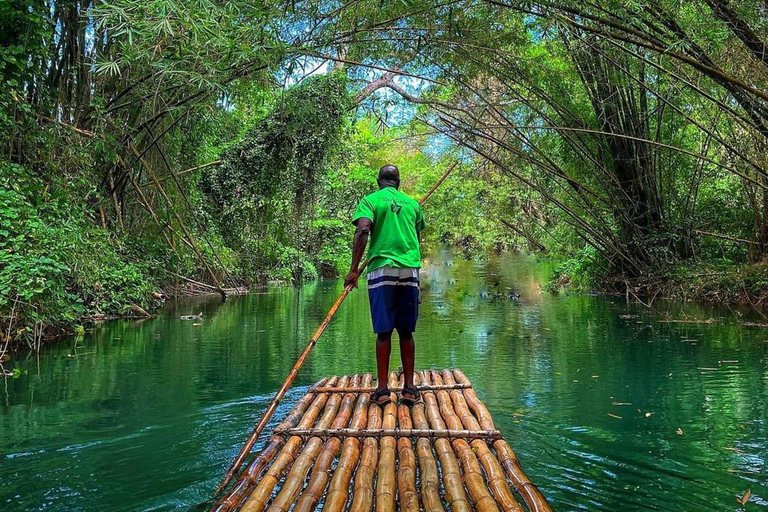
[3, 0, 768, 346]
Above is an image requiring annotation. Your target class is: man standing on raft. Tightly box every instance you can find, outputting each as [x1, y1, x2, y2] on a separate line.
[344, 164, 425, 406]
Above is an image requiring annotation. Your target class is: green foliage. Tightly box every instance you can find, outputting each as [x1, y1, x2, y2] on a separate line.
[547, 246, 603, 292]
[7, 0, 768, 345]
[0, 163, 159, 346]
[202, 72, 353, 282]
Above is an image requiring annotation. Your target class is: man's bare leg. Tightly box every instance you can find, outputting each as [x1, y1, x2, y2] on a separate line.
[397, 327, 416, 398]
[375, 331, 393, 399]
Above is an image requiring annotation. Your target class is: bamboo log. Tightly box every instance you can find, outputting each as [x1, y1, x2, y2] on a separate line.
[432, 372, 501, 512]
[389, 372, 399, 390]
[396, 404, 420, 512]
[265, 376, 361, 512]
[211, 377, 335, 512]
[441, 371, 524, 512]
[376, 401, 398, 512]
[275, 427, 502, 440]
[292, 375, 361, 512]
[349, 397, 382, 512]
[311, 383, 472, 393]
[411, 400, 446, 512]
[452, 370, 553, 512]
[420, 371, 472, 512]
[323, 374, 373, 512]
[240, 376, 350, 512]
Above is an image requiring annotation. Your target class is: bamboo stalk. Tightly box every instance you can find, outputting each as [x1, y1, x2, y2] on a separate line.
[275, 427, 502, 440]
[311, 383, 472, 393]
[215, 161, 458, 494]
[323, 374, 373, 512]
[432, 371, 500, 512]
[452, 370, 553, 512]
[397, 404, 420, 512]
[420, 371, 473, 512]
[265, 376, 361, 512]
[210, 377, 335, 512]
[240, 376, 350, 512]
[376, 400, 398, 512]
[139, 159, 222, 187]
[441, 371, 524, 512]
[292, 375, 361, 512]
[349, 395, 382, 512]
[128, 142, 227, 298]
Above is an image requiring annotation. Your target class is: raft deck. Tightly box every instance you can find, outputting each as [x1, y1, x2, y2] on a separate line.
[214, 369, 552, 512]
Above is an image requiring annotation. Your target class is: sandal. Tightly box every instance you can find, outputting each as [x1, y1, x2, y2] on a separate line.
[370, 387, 392, 405]
[399, 385, 422, 406]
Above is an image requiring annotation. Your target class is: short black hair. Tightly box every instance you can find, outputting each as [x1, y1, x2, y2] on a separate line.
[378, 164, 400, 187]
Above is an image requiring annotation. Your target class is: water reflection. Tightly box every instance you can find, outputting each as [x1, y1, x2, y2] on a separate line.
[1, 250, 767, 511]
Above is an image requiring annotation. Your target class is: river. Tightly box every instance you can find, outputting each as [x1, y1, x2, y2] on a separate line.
[1, 251, 767, 511]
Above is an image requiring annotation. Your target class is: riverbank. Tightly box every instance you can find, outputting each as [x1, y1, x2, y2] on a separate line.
[547, 257, 768, 319]
[7, 251, 768, 355]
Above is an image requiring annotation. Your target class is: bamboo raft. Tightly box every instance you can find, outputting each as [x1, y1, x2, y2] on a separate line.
[212, 369, 552, 512]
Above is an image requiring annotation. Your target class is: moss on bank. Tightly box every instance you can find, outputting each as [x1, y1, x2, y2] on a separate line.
[549, 249, 768, 310]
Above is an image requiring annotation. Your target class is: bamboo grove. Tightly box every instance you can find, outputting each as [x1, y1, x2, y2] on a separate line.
[3, 0, 768, 343]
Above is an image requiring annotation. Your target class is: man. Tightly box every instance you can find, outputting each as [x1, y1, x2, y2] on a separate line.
[344, 164, 425, 406]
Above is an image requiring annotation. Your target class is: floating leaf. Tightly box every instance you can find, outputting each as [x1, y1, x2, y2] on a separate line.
[737, 489, 751, 505]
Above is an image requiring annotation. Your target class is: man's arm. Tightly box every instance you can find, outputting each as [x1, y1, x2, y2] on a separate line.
[344, 217, 373, 288]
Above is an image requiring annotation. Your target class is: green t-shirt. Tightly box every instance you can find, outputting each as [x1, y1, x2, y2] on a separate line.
[352, 186, 425, 271]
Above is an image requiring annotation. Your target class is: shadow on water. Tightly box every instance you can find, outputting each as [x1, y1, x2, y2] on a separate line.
[1, 249, 767, 511]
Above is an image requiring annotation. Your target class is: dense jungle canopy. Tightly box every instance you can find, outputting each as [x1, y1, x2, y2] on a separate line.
[3, 0, 768, 346]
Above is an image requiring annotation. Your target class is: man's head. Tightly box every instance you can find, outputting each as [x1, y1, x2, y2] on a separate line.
[378, 164, 400, 189]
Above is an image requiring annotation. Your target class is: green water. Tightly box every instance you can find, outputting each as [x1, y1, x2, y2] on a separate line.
[2, 251, 767, 511]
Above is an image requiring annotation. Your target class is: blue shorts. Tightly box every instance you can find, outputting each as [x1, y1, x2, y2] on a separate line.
[367, 266, 420, 334]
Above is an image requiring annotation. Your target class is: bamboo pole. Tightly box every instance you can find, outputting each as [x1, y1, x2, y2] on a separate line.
[349, 395, 382, 512]
[452, 370, 553, 512]
[213, 291, 352, 495]
[420, 371, 473, 512]
[396, 404, 420, 512]
[432, 371, 501, 512]
[264, 376, 361, 512]
[311, 383, 472, 393]
[210, 377, 335, 512]
[376, 400, 398, 512]
[275, 427, 502, 440]
[441, 371, 524, 512]
[215, 160, 459, 494]
[239, 376, 350, 512]
[292, 375, 361, 512]
[322, 374, 373, 512]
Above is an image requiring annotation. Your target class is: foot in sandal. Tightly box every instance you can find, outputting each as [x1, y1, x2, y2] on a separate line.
[399, 385, 421, 406]
[371, 387, 392, 405]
